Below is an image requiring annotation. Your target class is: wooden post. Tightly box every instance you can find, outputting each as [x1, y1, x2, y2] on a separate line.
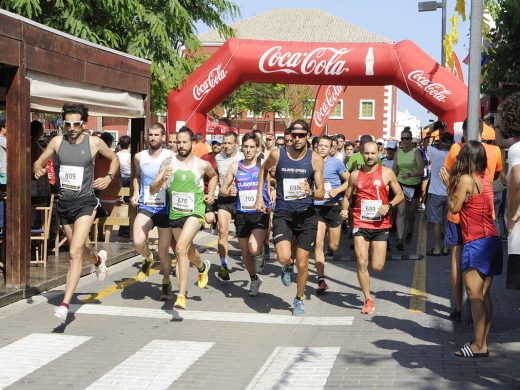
[5, 65, 31, 288]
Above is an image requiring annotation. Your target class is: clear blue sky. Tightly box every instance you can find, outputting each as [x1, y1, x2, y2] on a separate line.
[196, 0, 472, 127]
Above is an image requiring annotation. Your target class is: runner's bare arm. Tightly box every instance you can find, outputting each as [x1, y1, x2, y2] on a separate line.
[131, 152, 142, 206]
[328, 170, 350, 199]
[203, 160, 217, 204]
[220, 161, 237, 197]
[383, 168, 404, 216]
[33, 136, 60, 178]
[507, 165, 520, 232]
[92, 136, 119, 190]
[255, 148, 279, 212]
[448, 174, 472, 214]
[311, 151, 325, 200]
[340, 171, 358, 219]
[149, 157, 172, 195]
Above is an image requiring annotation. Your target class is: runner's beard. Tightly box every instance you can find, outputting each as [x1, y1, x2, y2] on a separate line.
[149, 141, 162, 151]
[178, 146, 192, 157]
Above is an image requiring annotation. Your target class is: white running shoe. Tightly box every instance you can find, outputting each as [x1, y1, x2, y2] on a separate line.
[249, 276, 263, 297]
[54, 305, 68, 324]
[95, 250, 108, 281]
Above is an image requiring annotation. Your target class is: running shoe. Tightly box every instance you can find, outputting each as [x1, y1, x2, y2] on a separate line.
[361, 299, 375, 314]
[198, 260, 211, 288]
[136, 252, 154, 282]
[160, 281, 173, 301]
[54, 305, 68, 324]
[218, 264, 230, 281]
[253, 254, 264, 274]
[281, 264, 294, 286]
[317, 280, 329, 295]
[95, 250, 108, 281]
[249, 276, 263, 297]
[174, 294, 187, 310]
[292, 297, 304, 316]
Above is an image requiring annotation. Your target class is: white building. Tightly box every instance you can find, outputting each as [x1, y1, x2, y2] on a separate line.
[395, 109, 421, 139]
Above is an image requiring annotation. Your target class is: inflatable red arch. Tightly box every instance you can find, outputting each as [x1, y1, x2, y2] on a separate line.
[167, 38, 467, 136]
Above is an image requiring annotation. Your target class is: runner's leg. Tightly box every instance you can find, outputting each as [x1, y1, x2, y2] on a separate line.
[315, 220, 326, 277]
[217, 208, 232, 264]
[132, 212, 154, 258]
[354, 235, 372, 301]
[61, 211, 97, 304]
[157, 227, 172, 284]
[172, 217, 202, 297]
[238, 237, 254, 276]
[370, 240, 387, 272]
[294, 247, 309, 297]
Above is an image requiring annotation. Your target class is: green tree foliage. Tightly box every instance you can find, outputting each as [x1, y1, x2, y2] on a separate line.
[482, 0, 520, 97]
[217, 83, 314, 127]
[0, 0, 240, 113]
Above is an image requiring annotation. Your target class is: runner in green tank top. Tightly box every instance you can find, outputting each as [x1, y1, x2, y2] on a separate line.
[151, 126, 217, 310]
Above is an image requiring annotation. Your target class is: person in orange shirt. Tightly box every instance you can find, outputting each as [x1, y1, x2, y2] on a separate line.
[192, 133, 212, 157]
[441, 119, 502, 321]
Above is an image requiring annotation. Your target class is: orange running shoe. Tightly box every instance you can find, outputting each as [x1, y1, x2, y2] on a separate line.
[361, 299, 375, 314]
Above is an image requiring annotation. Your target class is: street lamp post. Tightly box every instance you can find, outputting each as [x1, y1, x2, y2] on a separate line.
[418, 0, 447, 66]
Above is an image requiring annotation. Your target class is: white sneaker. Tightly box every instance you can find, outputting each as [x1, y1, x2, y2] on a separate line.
[95, 250, 108, 281]
[54, 305, 68, 323]
[249, 276, 263, 297]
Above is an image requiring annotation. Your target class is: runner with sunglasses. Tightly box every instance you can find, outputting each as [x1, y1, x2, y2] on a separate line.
[255, 119, 324, 316]
[33, 103, 119, 323]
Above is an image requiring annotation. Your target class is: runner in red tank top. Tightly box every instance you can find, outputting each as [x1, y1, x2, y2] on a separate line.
[341, 141, 404, 314]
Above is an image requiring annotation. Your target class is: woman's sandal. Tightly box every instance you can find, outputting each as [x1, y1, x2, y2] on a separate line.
[453, 341, 489, 358]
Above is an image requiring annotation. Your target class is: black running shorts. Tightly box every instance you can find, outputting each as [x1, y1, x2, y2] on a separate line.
[56, 194, 99, 225]
[234, 212, 269, 238]
[316, 204, 342, 228]
[272, 207, 318, 252]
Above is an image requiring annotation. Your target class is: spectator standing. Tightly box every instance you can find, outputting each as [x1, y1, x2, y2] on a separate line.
[116, 135, 131, 187]
[192, 133, 211, 157]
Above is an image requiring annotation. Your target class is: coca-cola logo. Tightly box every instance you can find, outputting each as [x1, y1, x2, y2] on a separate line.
[259, 46, 352, 76]
[313, 85, 344, 128]
[193, 64, 227, 101]
[408, 70, 452, 102]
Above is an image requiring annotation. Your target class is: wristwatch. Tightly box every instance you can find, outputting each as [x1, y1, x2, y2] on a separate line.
[107, 173, 114, 180]
[387, 203, 393, 210]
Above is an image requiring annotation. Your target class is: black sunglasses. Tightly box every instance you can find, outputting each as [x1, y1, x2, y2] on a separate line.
[291, 132, 307, 139]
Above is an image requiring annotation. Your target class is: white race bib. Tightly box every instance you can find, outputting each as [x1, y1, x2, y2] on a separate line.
[360, 199, 382, 221]
[283, 178, 306, 200]
[239, 190, 257, 210]
[324, 182, 332, 199]
[144, 186, 166, 207]
[171, 191, 195, 213]
[59, 165, 84, 191]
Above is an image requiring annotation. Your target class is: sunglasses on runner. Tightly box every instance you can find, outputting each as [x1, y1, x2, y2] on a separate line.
[63, 120, 83, 128]
[291, 132, 307, 139]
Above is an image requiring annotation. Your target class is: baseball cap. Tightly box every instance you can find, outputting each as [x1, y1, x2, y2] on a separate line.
[211, 134, 223, 144]
[376, 138, 384, 145]
[385, 140, 398, 150]
[266, 133, 274, 140]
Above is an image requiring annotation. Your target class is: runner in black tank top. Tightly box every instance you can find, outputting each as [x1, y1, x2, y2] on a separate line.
[254, 119, 324, 317]
[33, 103, 119, 324]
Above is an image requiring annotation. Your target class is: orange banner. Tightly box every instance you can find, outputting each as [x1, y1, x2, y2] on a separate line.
[450, 52, 464, 83]
[310, 85, 346, 136]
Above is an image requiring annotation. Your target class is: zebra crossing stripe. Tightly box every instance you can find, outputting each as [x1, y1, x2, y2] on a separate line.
[85, 340, 213, 390]
[245, 346, 340, 390]
[0, 333, 91, 388]
[71, 304, 354, 326]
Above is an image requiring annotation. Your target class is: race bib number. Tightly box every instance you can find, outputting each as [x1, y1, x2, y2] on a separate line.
[171, 191, 195, 213]
[403, 186, 415, 201]
[324, 182, 332, 199]
[283, 178, 306, 200]
[360, 199, 382, 221]
[144, 186, 166, 207]
[59, 165, 84, 191]
[239, 190, 257, 210]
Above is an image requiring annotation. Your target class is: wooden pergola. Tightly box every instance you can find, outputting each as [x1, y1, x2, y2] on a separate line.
[0, 9, 151, 288]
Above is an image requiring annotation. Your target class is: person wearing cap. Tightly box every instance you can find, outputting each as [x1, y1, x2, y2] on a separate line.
[376, 138, 385, 159]
[425, 132, 453, 256]
[265, 133, 276, 153]
[381, 140, 397, 168]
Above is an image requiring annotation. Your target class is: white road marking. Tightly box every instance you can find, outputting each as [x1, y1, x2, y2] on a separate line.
[70, 304, 354, 326]
[85, 340, 213, 390]
[0, 333, 90, 388]
[246, 346, 340, 390]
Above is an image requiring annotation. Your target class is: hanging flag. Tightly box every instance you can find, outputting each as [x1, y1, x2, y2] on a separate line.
[310, 85, 347, 136]
[450, 52, 465, 83]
